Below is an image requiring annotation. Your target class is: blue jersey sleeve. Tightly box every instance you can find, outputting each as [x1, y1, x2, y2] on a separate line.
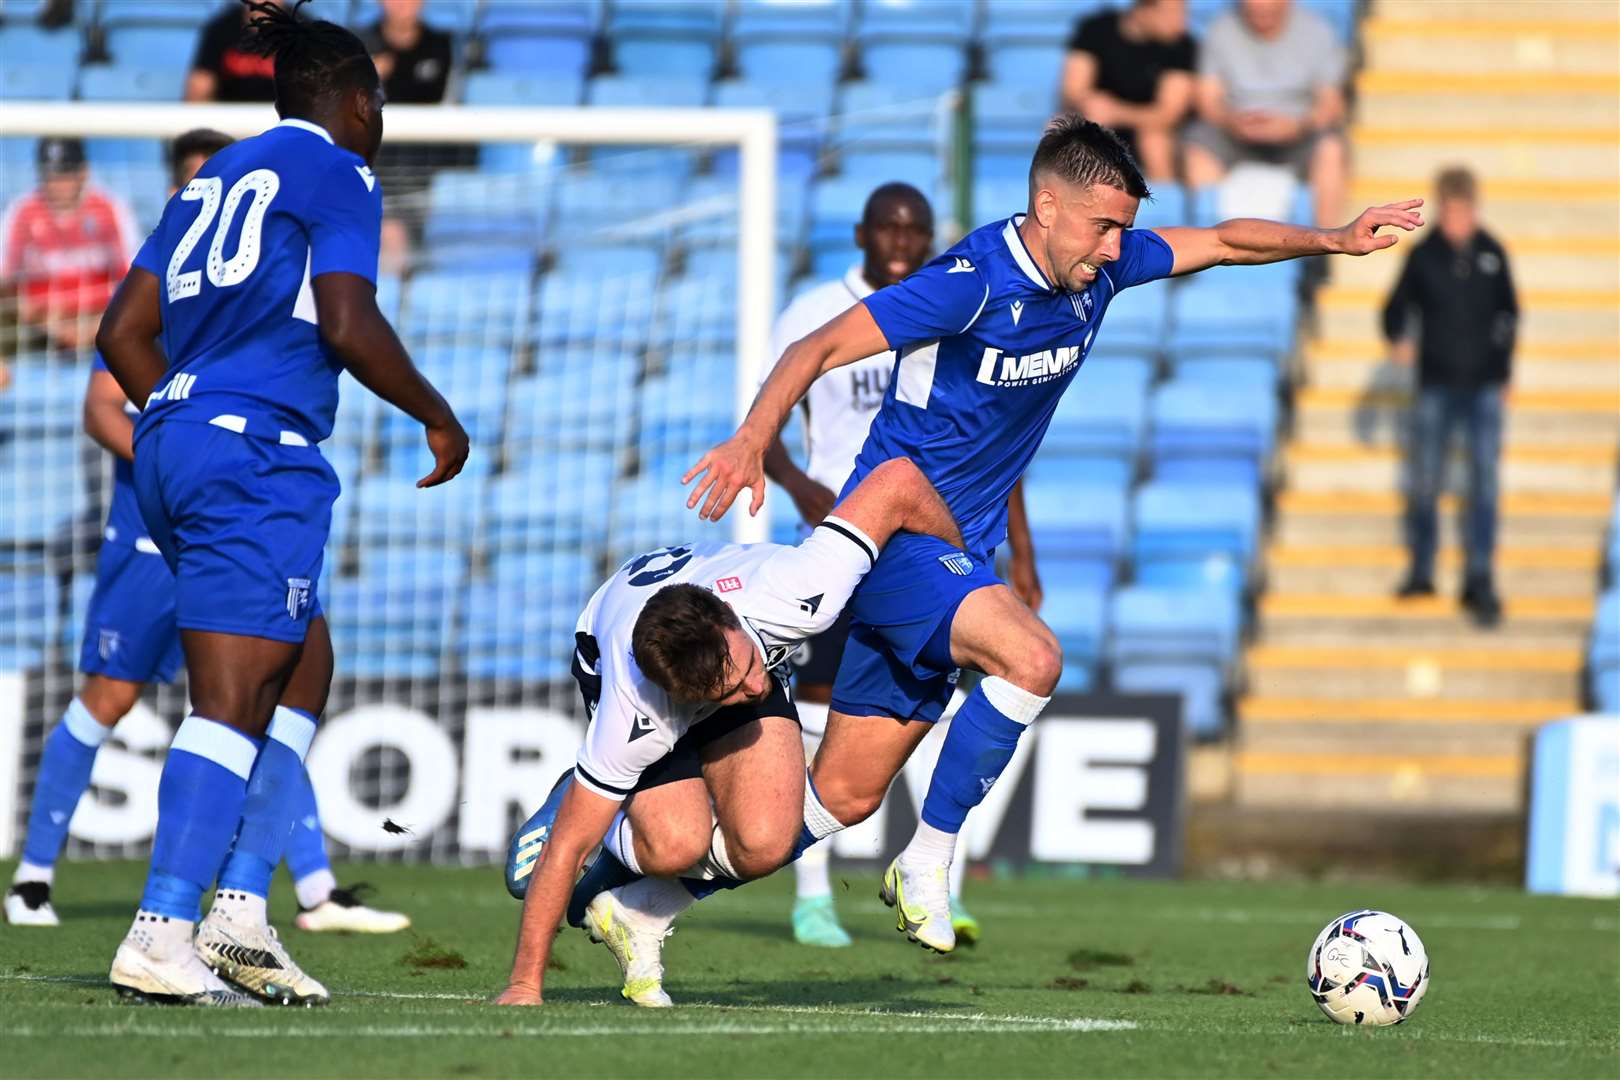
[862, 254, 991, 350]
[132, 225, 163, 277]
[306, 157, 382, 283]
[1106, 229, 1175, 291]
[92, 351, 108, 372]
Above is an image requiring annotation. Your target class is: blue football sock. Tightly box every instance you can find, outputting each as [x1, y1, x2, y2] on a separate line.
[20, 698, 111, 871]
[679, 875, 743, 900]
[919, 677, 1048, 833]
[219, 706, 318, 900]
[283, 758, 330, 884]
[140, 715, 258, 920]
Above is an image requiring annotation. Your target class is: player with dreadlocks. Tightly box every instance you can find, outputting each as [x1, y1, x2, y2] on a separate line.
[99, 0, 467, 1007]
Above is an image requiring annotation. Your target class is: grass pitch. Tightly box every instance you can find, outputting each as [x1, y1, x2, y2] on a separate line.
[2, 860, 1615, 1078]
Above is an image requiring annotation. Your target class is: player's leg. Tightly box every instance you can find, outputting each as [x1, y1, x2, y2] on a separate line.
[790, 683, 852, 947]
[1459, 386, 1504, 624]
[1401, 387, 1452, 594]
[4, 676, 139, 926]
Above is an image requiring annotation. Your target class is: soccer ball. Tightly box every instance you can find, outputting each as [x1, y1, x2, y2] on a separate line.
[1305, 909, 1429, 1026]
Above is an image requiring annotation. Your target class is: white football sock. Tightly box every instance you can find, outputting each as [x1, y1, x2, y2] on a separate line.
[210, 887, 268, 928]
[900, 819, 957, 868]
[612, 876, 695, 931]
[948, 834, 967, 899]
[126, 910, 194, 960]
[294, 868, 337, 910]
[803, 769, 845, 840]
[795, 842, 832, 899]
[13, 860, 53, 887]
[601, 810, 644, 875]
[681, 822, 743, 882]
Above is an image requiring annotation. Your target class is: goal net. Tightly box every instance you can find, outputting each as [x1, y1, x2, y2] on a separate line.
[0, 101, 783, 863]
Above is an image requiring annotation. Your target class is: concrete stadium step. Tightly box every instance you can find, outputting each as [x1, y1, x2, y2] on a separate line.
[1245, 642, 1584, 701]
[1360, 19, 1620, 75]
[1264, 542, 1603, 598]
[1231, 748, 1525, 813]
[1316, 288, 1619, 344]
[1302, 341, 1618, 394]
[1356, 84, 1620, 130]
[1292, 387, 1620, 447]
[1282, 442, 1617, 494]
[1237, 698, 1571, 747]
[1270, 491, 1612, 548]
[1348, 180, 1617, 237]
[1328, 241, 1620, 294]
[1255, 592, 1594, 647]
[1349, 129, 1620, 182]
[1373, 1, 1620, 23]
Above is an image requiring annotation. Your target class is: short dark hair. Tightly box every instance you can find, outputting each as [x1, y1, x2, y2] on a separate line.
[631, 584, 740, 701]
[169, 129, 234, 189]
[1436, 166, 1477, 203]
[241, 0, 379, 120]
[862, 181, 932, 229]
[1029, 114, 1151, 201]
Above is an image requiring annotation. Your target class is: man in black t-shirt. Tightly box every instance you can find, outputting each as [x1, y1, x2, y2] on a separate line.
[185, 0, 279, 102]
[360, 0, 452, 105]
[1060, 0, 1196, 180]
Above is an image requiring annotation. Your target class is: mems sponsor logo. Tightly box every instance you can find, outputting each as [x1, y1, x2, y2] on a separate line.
[975, 341, 1091, 388]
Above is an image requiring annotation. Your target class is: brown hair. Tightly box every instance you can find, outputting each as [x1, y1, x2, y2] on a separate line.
[1030, 113, 1152, 201]
[631, 584, 739, 701]
[1435, 166, 1477, 203]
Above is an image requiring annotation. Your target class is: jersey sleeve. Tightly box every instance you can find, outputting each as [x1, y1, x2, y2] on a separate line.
[862, 254, 990, 350]
[131, 223, 164, 277]
[1105, 229, 1174, 292]
[305, 156, 383, 284]
[736, 516, 878, 643]
[573, 679, 675, 802]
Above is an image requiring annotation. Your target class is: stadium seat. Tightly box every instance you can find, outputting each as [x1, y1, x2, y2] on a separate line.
[856, 0, 974, 43]
[981, 42, 1067, 93]
[1043, 582, 1107, 692]
[604, 465, 731, 566]
[534, 269, 659, 349]
[403, 268, 534, 345]
[1108, 585, 1242, 736]
[612, 36, 717, 81]
[980, 0, 1109, 44]
[1043, 362, 1151, 467]
[483, 33, 593, 78]
[0, 64, 76, 101]
[76, 63, 184, 101]
[840, 149, 938, 191]
[712, 79, 834, 144]
[425, 170, 549, 248]
[1149, 380, 1277, 487]
[551, 242, 663, 281]
[836, 81, 942, 152]
[973, 82, 1060, 152]
[459, 578, 586, 682]
[1168, 267, 1298, 363]
[732, 38, 844, 89]
[353, 474, 484, 547]
[855, 39, 967, 96]
[485, 453, 617, 552]
[98, 0, 220, 26]
[608, 0, 725, 37]
[1094, 277, 1169, 360]
[0, 26, 81, 79]
[102, 25, 194, 70]
[732, 0, 851, 39]
[1131, 481, 1259, 596]
[1134, 184, 1190, 230]
[462, 72, 582, 107]
[551, 170, 684, 233]
[587, 74, 708, 109]
[1021, 479, 1129, 588]
[0, 571, 56, 667]
[1171, 357, 1278, 394]
[652, 275, 737, 348]
[506, 355, 639, 453]
[475, 0, 596, 37]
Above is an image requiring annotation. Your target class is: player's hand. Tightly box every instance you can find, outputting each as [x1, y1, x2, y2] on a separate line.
[788, 476, 838, 527]
[418, 417, 469, 488]
[492, 983, 542, 1007]
[684, 433, 766, 522]
[1008, 554, 1043, 614]
[1335, 199, 1424, 256]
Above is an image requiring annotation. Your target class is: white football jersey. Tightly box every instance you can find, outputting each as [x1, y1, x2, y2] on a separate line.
[571, 517, 878, 801]
[768, 264, 893, 496]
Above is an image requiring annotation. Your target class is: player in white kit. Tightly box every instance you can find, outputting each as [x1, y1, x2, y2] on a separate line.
[494, 458, 963, 1007]
[763, 183, 1042, 948]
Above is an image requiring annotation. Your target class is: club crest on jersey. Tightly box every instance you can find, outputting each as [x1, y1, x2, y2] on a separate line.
[98, 629, 121, 660]
[975, 343, 1082, 388]
[1070, 289, 1096, 322]
[938, 552, 975, 577]
[286, 577, 312, 619]
[716, 575, 742, 593]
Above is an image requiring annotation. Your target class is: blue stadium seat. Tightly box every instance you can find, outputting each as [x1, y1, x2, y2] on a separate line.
[973, 82, 1059, 152]
[1094, 277, 1169, 359]
[77, 63, 184, 101]
[353, 474, 484, 546]
[1131, 481, 1259, 596]
[507, 355, 639, 452]
[1044, 362, 1150, 466]
[459, 578, 586, 682]
[982, 42, 1066, 93]
[857, 0, 974, 43]
[99, 0, 220, 26]
[980, 0, 1109, 44]
[836, 81, 942, 151]
[0, 437, 86, 547]
[1149, 380, 1277, 487]
[403, 268, 533, 345]
[1021, 479, 1128, 587]
[608, 0, 724, 36]
[484, 33, 593, 78]
[652, 275, 736, 347]
[425, 170, 549, 248]
[0, 64, 76, 100]
[103, 25, 194, 69]
[551, 169, 684, 231]
[552, 242, 663, 281]
[534, 269, 659, 349]
[1043, 582, 1107, 692]
[475, 0, 597, 36]
[712, 79, 833, 144]
[4, 356, 85, 439]
[0, 26, 81, 77]
[485, 453, 617, 552]
[613, 36, 717, 81]
[732, 38, 844, 88]
[1135, 184, 1190, 230]
[1168, 266, 1298, 362]
[856, 39, 967, 96]
[0, 572, 56, 667]
[840, 149, 938, 191]
[1108, 585, 1242, 736]
[462, 71, 582, 107]
[1171, 357, 1277, 394]
[85, 137, 163, 170]
[587, 74, 708, 109]
[604, 464, 731, 566]
[732, 0, 851, 39]
[587, 146, 698, 182]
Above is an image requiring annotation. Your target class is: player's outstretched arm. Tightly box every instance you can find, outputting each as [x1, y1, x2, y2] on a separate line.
[83, 367, 135, 462]
[826, 457, 963, 553]
[494, 782, 620, 1006]
[1153, 199, 1425, 277]
[313, 272, 469, 488]
[95, 268, 168, 409]
[685, 303, 890, 522]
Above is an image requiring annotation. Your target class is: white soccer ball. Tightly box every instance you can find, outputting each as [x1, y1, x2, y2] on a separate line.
[1305, 909, 1429, 1026]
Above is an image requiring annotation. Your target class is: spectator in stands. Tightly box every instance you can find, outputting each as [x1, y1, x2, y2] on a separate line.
[0, 138, 136, 354]
[1061, 0, 1197, 182]
[361, 0, 453, 105]
[1183, 0, 1348, 227]
[185, 0, 281, 102]
[1384, 167, 1517, 627]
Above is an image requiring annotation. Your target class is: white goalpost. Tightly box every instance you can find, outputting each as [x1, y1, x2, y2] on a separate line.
[0, 102, 777, 862]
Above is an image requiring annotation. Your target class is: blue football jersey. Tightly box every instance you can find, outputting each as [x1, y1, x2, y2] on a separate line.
[90, 351, 153, 549]
[849, 215, 1173, 556]
[130, 119, 381, 444]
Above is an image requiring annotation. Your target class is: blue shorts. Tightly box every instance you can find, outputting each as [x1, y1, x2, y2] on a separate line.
[78, 542, 184, 684]
[134, 420, 338, 644]
[829, 532, 1001, 723]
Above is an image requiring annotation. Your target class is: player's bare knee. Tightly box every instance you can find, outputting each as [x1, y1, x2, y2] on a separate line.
[79, 677, 139, 726]
[724, 821, 797, 879]
[1007, 630, 1063, 696]
[637, 831, 709, 878]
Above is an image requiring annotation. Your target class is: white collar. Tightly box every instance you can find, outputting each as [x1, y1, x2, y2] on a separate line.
[842, 263, 876, 300]
[1002, 215, 1054, 292]
[276, 118, 335, 145]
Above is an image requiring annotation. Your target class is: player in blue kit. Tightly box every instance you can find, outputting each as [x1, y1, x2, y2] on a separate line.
[95, 0, 466, 1006]
[4, 130, 408, 939]
[680, 115, 1421, 955]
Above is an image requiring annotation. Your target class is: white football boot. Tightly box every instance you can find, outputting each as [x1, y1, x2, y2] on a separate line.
[110, 913, 261, 1007]
[196, 899, 330, 1006]
[583, 890, 674, 1008]
[879, 856, 957, 953]
[295, 884, 410, 934]
[4, 882, 59, 927]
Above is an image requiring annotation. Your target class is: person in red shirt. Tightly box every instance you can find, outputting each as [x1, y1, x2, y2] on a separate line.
[0, 137, 137, 353]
